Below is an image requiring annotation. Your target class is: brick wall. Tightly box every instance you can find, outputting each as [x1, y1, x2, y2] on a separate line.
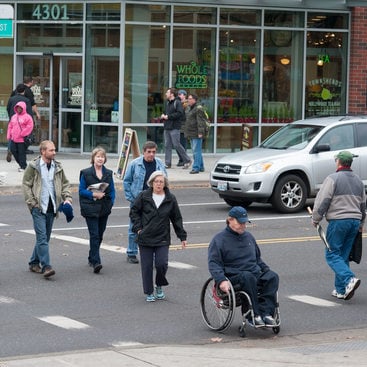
[349, 7, 367, 113]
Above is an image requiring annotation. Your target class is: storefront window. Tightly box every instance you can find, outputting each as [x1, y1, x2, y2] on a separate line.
[17, 24, 82, 52]
[126, 4, 170, 22]
[217, 126, 259, 152]
[84, 24, 120, 124]
[173, 27, 215, 152]
[125, 24, 169, 133]
[173, 6, 216, 24]
[264, 10, 304, 27]
[83, 125, 118, 153]
[305, 31, 348, 117]
[218, 29, 260, 125]
[262, 29, 303, 123]
[86, 3, 120, 21]
[307, 12, 348, 29]
[220, 8, 260, 26]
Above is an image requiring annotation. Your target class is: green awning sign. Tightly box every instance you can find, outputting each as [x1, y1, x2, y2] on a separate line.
[0, 19, 13, 38]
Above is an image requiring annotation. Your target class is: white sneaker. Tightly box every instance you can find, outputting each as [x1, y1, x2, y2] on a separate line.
[344, 277, 361, 300]
[331, 289, 345, 299]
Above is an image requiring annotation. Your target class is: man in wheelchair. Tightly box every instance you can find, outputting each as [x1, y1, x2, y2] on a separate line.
[208, 206, 279, 327]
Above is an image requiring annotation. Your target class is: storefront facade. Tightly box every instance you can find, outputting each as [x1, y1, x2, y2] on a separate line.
[0, 0, 366, 154]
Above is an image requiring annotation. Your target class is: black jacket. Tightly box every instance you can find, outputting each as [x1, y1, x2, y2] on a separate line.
[130, 187, 187, 247]
[163, 97, 185, 130]
[79, 166, 114, 218]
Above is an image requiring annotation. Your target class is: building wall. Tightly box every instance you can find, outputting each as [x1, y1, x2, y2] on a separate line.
[349, 6, 367, 113]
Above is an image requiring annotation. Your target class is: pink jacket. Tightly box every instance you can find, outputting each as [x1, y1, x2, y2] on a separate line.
[7, 101, 34, 143]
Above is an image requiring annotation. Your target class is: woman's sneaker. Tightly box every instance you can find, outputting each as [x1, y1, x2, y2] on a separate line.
[146, 294, 155, 302]
[155, 286, 165, 300]
[331, 289, 345, 299]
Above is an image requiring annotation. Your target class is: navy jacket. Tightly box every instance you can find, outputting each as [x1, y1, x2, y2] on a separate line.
[208, 226, 269, 285]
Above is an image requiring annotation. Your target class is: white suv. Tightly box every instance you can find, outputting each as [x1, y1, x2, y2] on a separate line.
[210, 116, 367, 213]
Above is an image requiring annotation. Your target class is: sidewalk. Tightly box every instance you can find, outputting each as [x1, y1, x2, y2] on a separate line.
[0, 152, 221, 192]
[2, 327, 367, 366]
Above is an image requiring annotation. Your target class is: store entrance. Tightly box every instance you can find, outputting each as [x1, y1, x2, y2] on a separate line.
[16, 55, 82, 151]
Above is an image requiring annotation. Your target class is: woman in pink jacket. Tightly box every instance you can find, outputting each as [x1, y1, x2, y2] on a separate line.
[7, 101, 34, 172]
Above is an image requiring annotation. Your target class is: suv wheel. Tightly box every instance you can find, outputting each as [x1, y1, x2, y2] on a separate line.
[223, 198, 253, 208]
[271, 174, 307, 213]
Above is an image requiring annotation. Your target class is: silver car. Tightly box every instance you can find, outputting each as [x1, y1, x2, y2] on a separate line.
[210, 116, 367, 213]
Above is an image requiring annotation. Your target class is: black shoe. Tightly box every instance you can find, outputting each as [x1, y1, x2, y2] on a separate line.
[93, 264, 103, 273]
[6, 150, 12, 162]
[165, 164, 171, 169]
[127, 255, 139, 264]
[176, 161, 184, 167]
[25, 149, 34, 154]
[189, 170, 199, 174]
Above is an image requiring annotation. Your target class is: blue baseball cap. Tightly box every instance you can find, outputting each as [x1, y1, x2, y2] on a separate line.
[228, 206, 251, 223]
[178, 89, 187, 96]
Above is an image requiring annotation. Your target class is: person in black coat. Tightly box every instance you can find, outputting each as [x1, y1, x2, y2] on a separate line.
[79, 147, 115, 273]
[130, 171, 187, 302]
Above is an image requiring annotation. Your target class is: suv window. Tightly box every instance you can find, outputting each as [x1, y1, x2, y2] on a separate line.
[356, 123, 367, 147]
[317, 125, 354, 151]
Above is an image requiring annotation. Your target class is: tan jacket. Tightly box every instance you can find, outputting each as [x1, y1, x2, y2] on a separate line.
[22, 157, 72, 216]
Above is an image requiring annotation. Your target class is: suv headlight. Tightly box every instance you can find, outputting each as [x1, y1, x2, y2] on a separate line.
[245, 162, 273, 174]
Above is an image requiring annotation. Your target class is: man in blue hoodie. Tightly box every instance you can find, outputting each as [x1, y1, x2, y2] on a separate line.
[208, 206, 279, 327]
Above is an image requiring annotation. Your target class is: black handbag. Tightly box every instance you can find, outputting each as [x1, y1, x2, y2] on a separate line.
[349, 231, 362, 264]
[17, 117, 35, 146]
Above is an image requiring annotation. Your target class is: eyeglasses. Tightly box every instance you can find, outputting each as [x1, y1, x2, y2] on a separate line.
[153, 180, 165, 184]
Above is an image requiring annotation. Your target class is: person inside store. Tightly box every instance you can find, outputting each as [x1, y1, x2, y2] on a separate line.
[79, 146, 115, 274]
[160, 87, 191, 169]
[123, 140, 167, 264]
[129, 171, 187, 302]
[22, 140, 73, 278]
[208, 206, 279, 327]
[176, 89, 188, 167]
[184, 93, 207, 174]
[6, 101, 34, 172]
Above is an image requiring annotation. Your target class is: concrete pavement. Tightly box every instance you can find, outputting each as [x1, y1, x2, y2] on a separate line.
[1, 150, 367, 366]
[2, 327, 367, 366]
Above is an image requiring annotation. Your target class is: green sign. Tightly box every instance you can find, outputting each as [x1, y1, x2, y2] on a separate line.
[0, 19, 13, 38]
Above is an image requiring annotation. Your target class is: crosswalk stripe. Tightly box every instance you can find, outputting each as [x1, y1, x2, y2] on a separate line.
[288, 295, 339, 307]
[168, 261, 197, 269]
[0, 296, 17, 304]
[37, 316, 90, 330]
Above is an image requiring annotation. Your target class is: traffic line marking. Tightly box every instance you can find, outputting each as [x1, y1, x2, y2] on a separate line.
[0, 223, 9, 227]
[168, 261, 197, 269]
[37, 316, 90, 330]
[111, 341, 144, 348]
[288, 295, 340, 307]
[0, 296, 17, 304]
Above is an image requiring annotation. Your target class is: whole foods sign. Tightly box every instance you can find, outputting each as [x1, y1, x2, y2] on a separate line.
[175, 61, 208, 89]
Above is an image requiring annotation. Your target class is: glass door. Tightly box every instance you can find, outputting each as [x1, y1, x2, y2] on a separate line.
[17, 55, 82, 151]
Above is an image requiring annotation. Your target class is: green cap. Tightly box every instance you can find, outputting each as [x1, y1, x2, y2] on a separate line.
[335, 151, 354, 165]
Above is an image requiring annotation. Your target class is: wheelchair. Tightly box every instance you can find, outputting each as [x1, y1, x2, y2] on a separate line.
[200, 277, 280, 337]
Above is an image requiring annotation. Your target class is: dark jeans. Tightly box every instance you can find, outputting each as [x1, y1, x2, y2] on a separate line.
[10, 141, 27, 169]
[85, 215, 109, 266]
[139, 245, 169, 295]
[229, 270, 279, 317]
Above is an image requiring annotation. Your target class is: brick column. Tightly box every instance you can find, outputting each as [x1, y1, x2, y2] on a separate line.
[349, 7, 367, 113]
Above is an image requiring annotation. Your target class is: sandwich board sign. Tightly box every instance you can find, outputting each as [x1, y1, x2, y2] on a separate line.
[115, 128, 140, 179]
[0, 5, 14, 38]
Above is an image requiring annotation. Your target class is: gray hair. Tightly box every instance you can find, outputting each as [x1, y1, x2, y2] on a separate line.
[147, 171, 169, 188]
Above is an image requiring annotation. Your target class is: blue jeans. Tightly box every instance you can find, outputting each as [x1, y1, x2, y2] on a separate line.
[85, 215, 109, 266]
[326, 219, 359, 294]
[164, 129, 190, 166]
[29, 207, 55, 271]
[190, 138, 204, 172]
[127, 219, 138, 257]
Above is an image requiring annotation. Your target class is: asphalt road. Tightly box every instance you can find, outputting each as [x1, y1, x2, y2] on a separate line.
[0, 187, 366, 359]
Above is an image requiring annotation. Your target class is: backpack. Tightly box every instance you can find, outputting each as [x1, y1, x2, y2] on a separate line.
[198, 105, 210, 138]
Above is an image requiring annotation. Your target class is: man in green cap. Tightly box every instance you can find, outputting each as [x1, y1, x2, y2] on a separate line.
[311, 151, 365, 300]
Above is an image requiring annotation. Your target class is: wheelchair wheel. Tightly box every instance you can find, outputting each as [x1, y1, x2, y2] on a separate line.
[200, 277, 236, 332]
